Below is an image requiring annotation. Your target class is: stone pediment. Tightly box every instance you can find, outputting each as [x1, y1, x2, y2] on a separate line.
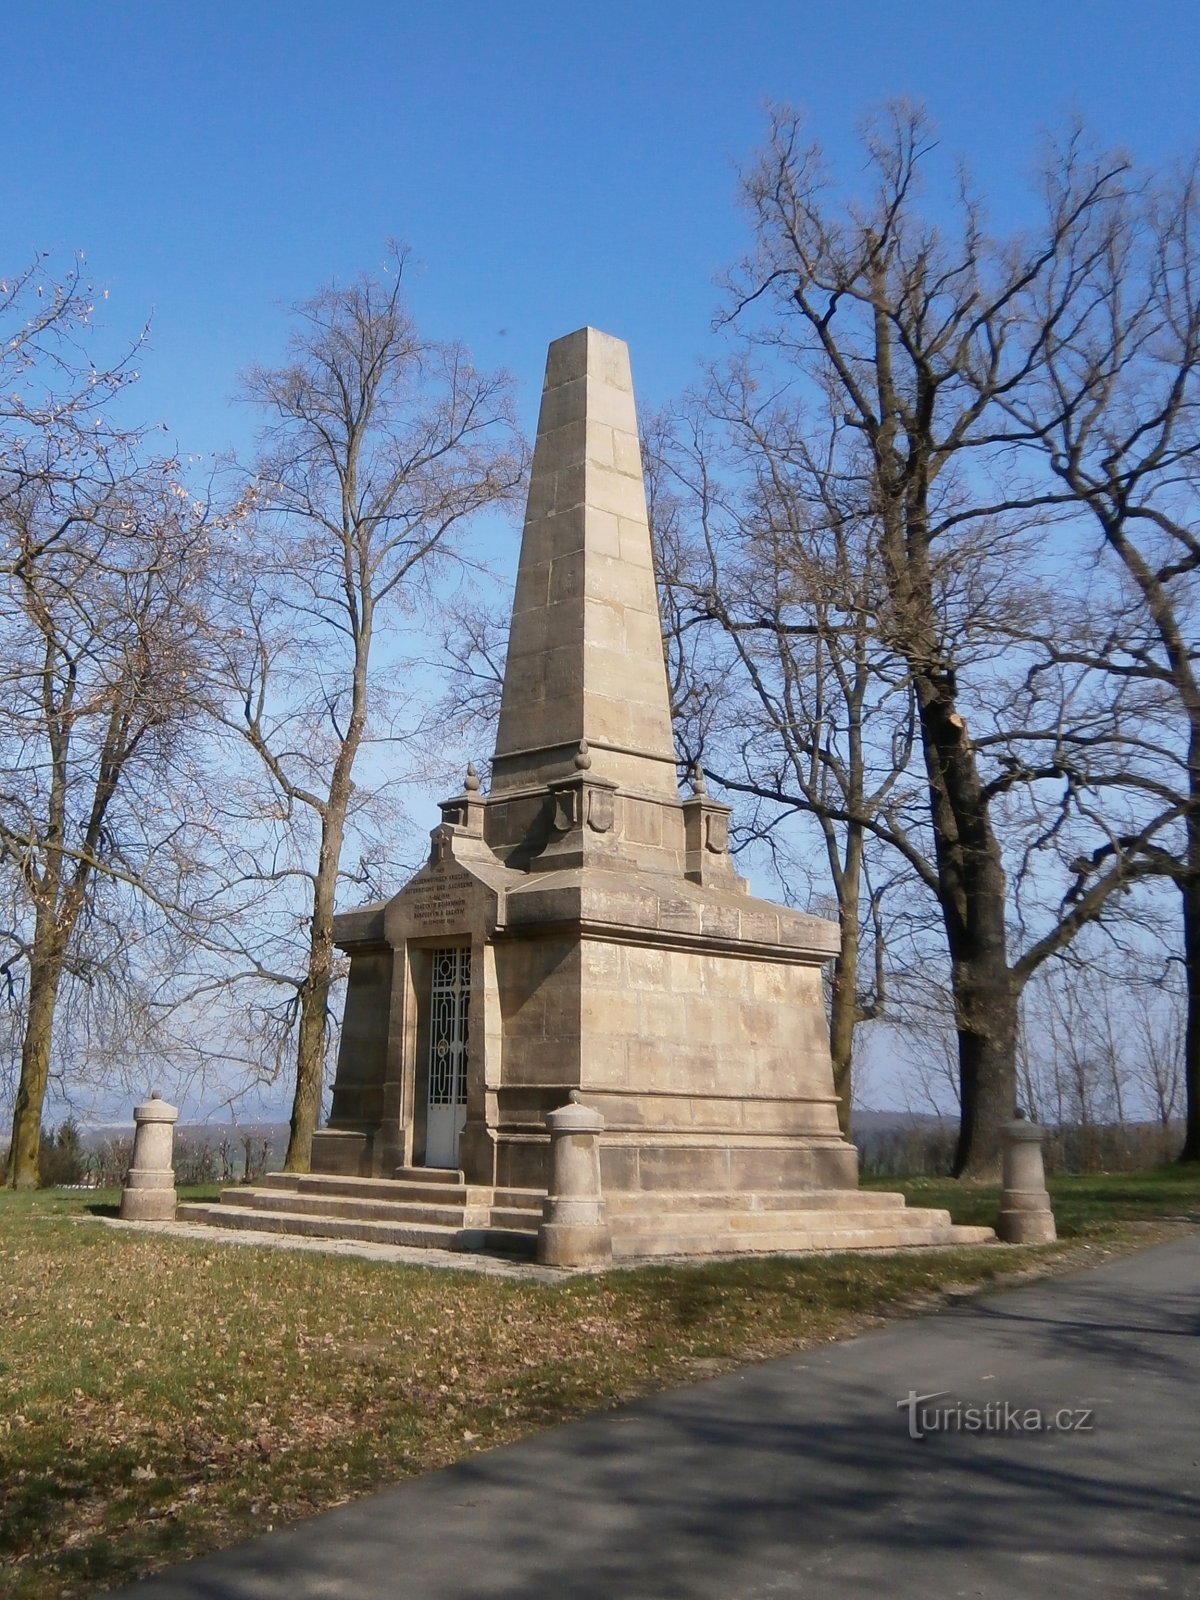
[382, 851, 521, 946]
[332, 865, 517, 954]
[503, 867, 840, 961]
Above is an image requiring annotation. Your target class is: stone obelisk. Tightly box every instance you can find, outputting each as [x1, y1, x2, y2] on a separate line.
[491, 327, 678, 802]
[186, 327, 995, 1262]
[314, 325, 856, 1194]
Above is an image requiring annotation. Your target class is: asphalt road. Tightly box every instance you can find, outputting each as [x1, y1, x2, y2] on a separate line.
[115, 1234, 1200, 1600]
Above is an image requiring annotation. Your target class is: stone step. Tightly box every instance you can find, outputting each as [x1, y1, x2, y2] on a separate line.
[603, 1188, 908, 1217]
[395, 1166, 464, 1185]
[259, 1171, 545, 1209]
[457, 1227, 539, 1258]
[217, 1189, 490, 1228]
[610, 1205, 956, 1236]
[490, 1206, 545, 1230]
[492, 1188, 546, 1210]
[612, 1222, 996, 1260]
[263, 1171, 461, 1201]
[176, 1202, 537, 1256]
[224, 1188, 542, 1231]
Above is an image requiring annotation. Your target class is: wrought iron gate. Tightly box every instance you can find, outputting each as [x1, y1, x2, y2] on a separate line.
[424, 946, 470, 1167]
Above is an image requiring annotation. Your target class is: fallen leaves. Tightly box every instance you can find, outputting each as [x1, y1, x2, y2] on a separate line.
[0, 1186, 1084, 1600]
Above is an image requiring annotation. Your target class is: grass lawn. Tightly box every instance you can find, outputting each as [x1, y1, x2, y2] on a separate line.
[2, 1171, 1196, 1598]
[865, 1164, 1200, 1234]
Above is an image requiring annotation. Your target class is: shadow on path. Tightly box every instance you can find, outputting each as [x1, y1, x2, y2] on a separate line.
[119, 1234, 1200, 1600]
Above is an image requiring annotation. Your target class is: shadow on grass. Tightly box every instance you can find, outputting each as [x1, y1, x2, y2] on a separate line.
[107, 1235, 1200, 1600]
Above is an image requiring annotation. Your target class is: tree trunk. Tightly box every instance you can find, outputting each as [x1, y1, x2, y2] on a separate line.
[829, 926, 858, 1139]
[283, 789, 353, 1173]
[7, 945, 66, 1189]
[1179, 803, 1200, 1163]
[828, 824, 865, 1140]
[283, 859, 337, 1173]
[912, 677, 1017, 1178]
[286, 971, 330, 1173]
[950, 959, 1018, 1177]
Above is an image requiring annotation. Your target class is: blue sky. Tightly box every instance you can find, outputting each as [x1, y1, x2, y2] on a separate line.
[7, 1, 1199, 464]
[8, 1, 1198, 1120]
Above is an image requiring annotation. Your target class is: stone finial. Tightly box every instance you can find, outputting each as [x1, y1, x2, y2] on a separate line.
[464, 761, 481, 793]
[996, 1116, 1057, 1244]
[537, 1095, 612, 1268]
[574, 739, 591, 771]
[119, 1093, 180, 1223]
[681, 760, 741, 888]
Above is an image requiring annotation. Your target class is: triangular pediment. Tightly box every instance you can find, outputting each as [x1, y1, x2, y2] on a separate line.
[384, 840, 522, 944]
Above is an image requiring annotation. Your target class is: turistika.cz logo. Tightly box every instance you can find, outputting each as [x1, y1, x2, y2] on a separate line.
[897, 1391, 1096, 1441]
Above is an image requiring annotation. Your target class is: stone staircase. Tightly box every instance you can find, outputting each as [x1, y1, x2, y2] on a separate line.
[176, 1169, 544, 1258]
[177, 1171, 994, 1262]
[604, 1188, 994, 1260]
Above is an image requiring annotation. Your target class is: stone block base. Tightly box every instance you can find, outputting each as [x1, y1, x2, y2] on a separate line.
[119, 1179, 178, 1223]
[493, 1133, 858, 1195]
[311, 1129, 373, 1177]
[538, 1220, 613, 1267]
[175, 1170, 998, 1260]
[997, 1206, 1057, 1244]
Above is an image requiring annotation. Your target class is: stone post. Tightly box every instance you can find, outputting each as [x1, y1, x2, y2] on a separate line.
[997, 1113, 1056, 1244]
[119, 1092, 179, 1222]
[537, 1094, 613, 1267]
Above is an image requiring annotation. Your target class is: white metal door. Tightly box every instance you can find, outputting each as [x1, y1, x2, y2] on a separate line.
[424, 946, 470, 1168]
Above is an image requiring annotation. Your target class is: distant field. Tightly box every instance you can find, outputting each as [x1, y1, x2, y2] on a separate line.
[2, 1173, 1195, 1598]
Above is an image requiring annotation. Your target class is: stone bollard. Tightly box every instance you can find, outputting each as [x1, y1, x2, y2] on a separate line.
[537, 1093, 613, 1268]
[997, 1112, 1056, 1244]
[119, 1092, 180, 1222]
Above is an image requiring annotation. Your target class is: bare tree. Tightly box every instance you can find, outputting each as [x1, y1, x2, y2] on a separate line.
[1, 438, 214, 1185]
[0, 254, 223, 1187]
[1129, 965, 1186, 1130]
[1002, 149, 1200, 1160]
[718, 104, 1168, 1174]
[429, 592, 511, 762]
[216, 252, 525, 1172]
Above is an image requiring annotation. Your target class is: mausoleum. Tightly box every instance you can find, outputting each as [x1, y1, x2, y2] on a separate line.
[182, 329, 991, 1261]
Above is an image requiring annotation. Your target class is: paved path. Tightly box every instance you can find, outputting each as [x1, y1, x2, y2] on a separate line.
[119, 1235, 1200, 1600]
[98, 1216, 569, 1281]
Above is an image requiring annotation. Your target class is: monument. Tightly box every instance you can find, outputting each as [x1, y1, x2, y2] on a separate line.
[181, 329, 992, 1260]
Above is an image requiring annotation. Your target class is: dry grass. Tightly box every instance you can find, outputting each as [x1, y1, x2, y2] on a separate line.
[1, 1181, 1191, 1598]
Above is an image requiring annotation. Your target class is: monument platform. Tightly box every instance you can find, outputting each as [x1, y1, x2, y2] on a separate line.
[177, 1173, 993, 1260]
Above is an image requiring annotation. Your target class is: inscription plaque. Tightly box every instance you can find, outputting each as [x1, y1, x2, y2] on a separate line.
[407, 869, 473, 929]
